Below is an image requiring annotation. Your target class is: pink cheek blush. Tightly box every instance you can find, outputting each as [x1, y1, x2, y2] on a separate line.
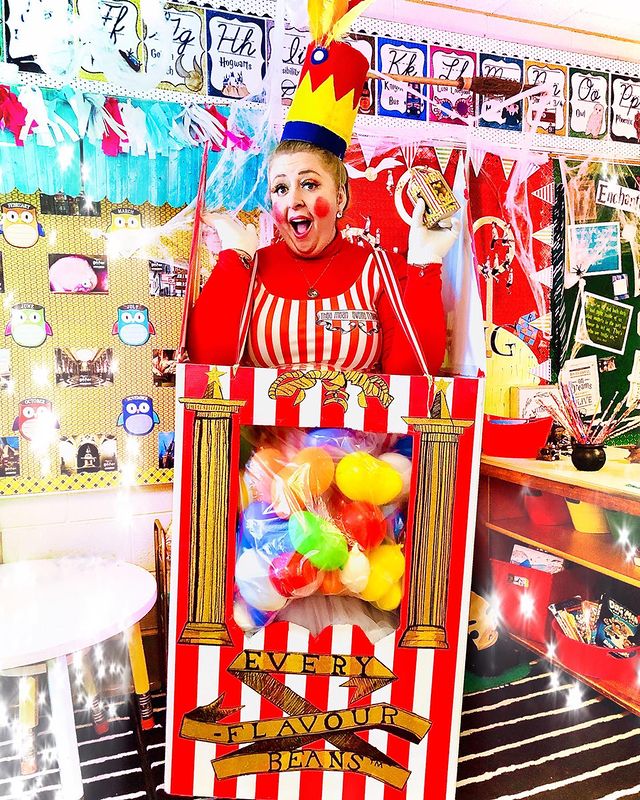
[272, 205, 286, 225]
[314, 197, 331, 218]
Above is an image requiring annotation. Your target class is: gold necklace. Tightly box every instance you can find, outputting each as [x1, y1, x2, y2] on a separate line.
[299, 253, 337, 299]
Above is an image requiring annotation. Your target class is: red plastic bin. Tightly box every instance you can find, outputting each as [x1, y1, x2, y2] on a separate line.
[523, 489, 571, 526]
[482, 415, 553, 458]
[552, 620, 640, 684]
[491, 558, 584, 643]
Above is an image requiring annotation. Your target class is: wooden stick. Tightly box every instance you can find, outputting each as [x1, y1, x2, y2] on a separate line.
[367, 71, 532, 98]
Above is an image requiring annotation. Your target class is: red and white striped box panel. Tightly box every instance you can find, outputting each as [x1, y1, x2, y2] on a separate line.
[165, 364, 484, 800]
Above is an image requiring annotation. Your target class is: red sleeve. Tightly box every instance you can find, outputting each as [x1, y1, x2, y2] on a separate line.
[186, 249, 253, 365]
[378, 252, 446, 377]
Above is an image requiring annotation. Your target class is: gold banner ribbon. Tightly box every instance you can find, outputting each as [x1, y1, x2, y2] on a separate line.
[180, 650, 432, 790]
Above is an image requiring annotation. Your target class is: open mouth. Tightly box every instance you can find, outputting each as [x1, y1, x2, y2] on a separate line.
[289, 217, 312, 238]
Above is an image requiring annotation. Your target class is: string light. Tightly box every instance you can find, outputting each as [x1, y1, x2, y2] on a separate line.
[57, 144, 74, 172]
[31, 363, 50, 387]
[519, 591, 535, 619]
[565, 682, 583, 709]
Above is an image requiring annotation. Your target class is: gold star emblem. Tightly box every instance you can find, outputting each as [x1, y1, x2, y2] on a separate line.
[434, 378, 450, 395]
[205, 366, 226, 399]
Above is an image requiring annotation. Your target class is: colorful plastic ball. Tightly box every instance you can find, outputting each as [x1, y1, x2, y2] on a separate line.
[339, 545, 370, 593]
[270, 466, 307, 518]
[359, 544, 406, 603]
[238, 501, 290, 557]
[379, 453, 412, 498]
[288, 510, 349, 571]
[392, 435, 413, 459]
[336, 501, 386, 551]
[245, 447, 287, 501]
[233, 593, 277, 631]
[370, 543, 406, 582]
[382, 504, 406, 542]
[239, 435, 254, 468]
[239, 471, 250, 511]
[375, 581, 403, 611]
[319, 570, 346, 595]
[335, 452, 402, 506]
[291, 447, 335, 496]
[269, 551, 320, 598]
[359, 568, 394, 603]
[235, 549, 287, 611]
[304, 428, 359, 455]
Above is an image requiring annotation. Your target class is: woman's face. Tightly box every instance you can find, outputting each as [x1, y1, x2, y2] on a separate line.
[269, 151, 346, 258]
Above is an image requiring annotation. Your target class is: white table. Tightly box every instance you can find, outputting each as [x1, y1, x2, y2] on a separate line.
[0, 557, 157, 798]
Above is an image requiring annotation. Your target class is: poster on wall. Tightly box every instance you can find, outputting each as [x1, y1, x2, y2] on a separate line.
[77, 0, 144, 81]
[4, 0, 73, 72]
[205, 9, 267, 101]
[568, 68, 609, 140]
[60, 434, 117, 474]
[377, 36, 428, 121]
[280, 22, 308, 106]
[429, 46, 476, 125]
[555, 159, 640, 440]
[610, 74, 640, 144]
[0, 436, 19, 477]
[525, 60, 568, 135]
[158, 3, 206, 93]
[478, 53, 523, 131]
[348, 33, 377, 116]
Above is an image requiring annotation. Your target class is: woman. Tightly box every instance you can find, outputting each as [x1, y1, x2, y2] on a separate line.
[187, 139, 459, 376]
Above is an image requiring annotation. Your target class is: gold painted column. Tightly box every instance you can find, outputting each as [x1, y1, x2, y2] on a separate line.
[400, 388, 473, 649]
[179, 368, 245, 647]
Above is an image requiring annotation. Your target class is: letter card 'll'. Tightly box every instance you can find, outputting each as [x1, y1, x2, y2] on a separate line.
[165, 363, 483, 800]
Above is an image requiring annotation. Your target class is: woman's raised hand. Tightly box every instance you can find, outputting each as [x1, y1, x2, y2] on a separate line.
[204, 212, 259, 260]
[408, 198, 461, 266]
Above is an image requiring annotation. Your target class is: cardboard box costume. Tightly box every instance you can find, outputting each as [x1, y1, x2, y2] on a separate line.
[164, 364, 483, 798]
[166, 6, 480, 796]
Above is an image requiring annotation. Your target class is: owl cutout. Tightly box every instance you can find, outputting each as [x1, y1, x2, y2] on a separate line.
[112, 304, 155, 346]
[12, 398, 59, 442]
[107, 208, 142, 232]
[0, 203, 45, 248]
[117, 395, 159, 436]
[5, 303, 53, 348]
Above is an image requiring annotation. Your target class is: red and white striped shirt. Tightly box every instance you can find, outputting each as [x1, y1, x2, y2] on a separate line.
[187, 235, 446, 376]
[247, 253, 381, 371]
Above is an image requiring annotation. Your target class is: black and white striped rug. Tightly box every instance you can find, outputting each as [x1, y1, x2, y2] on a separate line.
[2, 661, 640, 800]
[456, 659, 640, 800]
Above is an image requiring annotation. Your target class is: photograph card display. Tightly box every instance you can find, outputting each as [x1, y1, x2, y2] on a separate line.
[48, 254, 108, 294]
[59, 434, 118, 475]
[54, 348, 115, 387]
[577, 293, 633, 355]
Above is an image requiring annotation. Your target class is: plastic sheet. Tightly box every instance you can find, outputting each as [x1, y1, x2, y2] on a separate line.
[233, 425, 413, 640]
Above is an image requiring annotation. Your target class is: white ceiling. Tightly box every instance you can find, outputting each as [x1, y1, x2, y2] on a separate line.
[370, 1, 640, 62]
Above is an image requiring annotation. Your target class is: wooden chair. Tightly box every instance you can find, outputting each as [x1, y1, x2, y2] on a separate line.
[153, 519, 171, 688]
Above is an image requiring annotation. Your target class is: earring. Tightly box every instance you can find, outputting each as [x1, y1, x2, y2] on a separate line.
[337, 210, 343, 219]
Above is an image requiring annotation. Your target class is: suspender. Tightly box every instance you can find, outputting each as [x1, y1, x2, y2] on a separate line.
[370, 247, 431, 377]
[235, 246, 431, 378]
[235, 251, 259, 364]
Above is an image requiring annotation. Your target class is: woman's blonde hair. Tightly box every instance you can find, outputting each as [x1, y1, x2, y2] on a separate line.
[269, 140, 350, 209]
